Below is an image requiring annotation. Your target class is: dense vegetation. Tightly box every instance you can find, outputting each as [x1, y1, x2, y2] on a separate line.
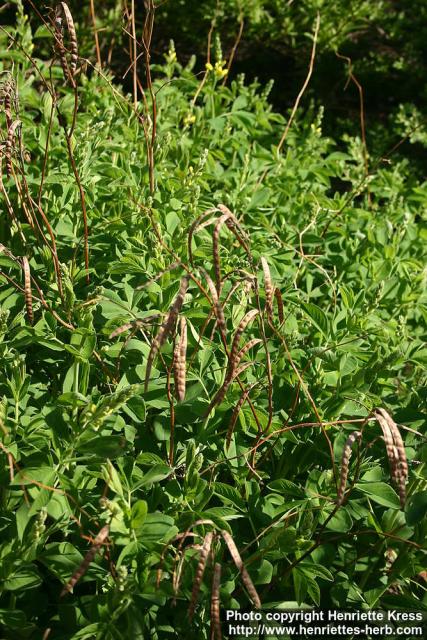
[0, 1, 425, 639]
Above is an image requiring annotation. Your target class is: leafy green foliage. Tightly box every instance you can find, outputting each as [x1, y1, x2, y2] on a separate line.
[0, 4, 425, 639]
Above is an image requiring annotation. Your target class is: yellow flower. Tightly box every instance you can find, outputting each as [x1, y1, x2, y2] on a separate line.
[214, 61, 228, 79]
[205, 62, 213, 72]
[184, 113, 196, 126]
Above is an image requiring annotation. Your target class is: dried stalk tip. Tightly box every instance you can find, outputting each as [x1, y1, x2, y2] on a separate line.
[374, 408, 408, 507]
[173, 316, 187, 402]
[274, 287, 284, 324]
[188, 531, 214, 620]
[221, 530, 261, 608]
[336, 430, 361, 505]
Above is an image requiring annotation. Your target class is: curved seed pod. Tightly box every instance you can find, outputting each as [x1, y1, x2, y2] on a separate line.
[217, 204, 251, 256]
[274, 287, 284, 324]
[260, 257, 273, 318]
[108, 314, 161, 339]
[204, 362, 253, 419]
[188, 531, 214, 620]
[213, 212, 232, 295]
[375, 408, 408, 507]
[221, 530, 261, 608]
[195, 216, 218, 233]
[226, 383, 257, 450]
[374, 408, 397, 478]
[336, 431, 361, 505]
[2, 77, 13, 130]
[173, 316, 187, 402]
[236, 338, 262, 363]
[22, 257, 33, 325]
[144, 276, 188, 391]
[59, 3, 78, 75]
[229, 309, 258, 372]
[200, 268, 226, 337]
[61, 525, 109, 596]
[5, 120, 20, 177]
[210, 563, 222, 640]
[54, 9, 69, 83]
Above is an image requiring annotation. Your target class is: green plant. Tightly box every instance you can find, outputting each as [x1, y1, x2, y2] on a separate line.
[0, 3, 425, 639]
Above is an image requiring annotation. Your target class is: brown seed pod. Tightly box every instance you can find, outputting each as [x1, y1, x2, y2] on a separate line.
[217, 204, 251, 256]
[274, 287, 284, 324]
[200, 268, 227, 337]
[144, 276, 188, 391]
[229, 309, 259, 372]
[236, 338, 262, 364]
[204, 361, 253, 419]
[210, 562, 222, 640]
[221, 530, 261, 608]
[5, 120, 20, 177]
[336, 430, 362, 505]
[188, 531, 214, 621]
[260, 257, 273, 318]
[60, 524, 109, 596]
[173, 316, 187, 402]
[225, 383, 257, 450]
[55, 2, 78, 84]
[1, 76, 14, 130]
[108, 314, 161, 339]
[22, 257, 33, 325]
[374, 408, 408, 507]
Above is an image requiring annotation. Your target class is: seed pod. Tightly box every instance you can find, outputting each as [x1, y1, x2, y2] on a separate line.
[200, 268, 227, 337]
[260, 257, 273, 318]
[145, 277, 188, 391]
[55, 2, 78, 84]
[336, 431, 361, 505]
[229, 309, 258, 372]
[22, 257, 33, 325]
[210, 563, 222, 640]
[108, 314, 161, 339]
[60, 3, 78, 74]
[226, 383, 257, 450]
[204, 361, 252, 419]
[173, 316, 187, 402]
[236, 338, 262, 364]
[5, 120, 20, 177]
[274, 287, 284, 324]
[221, 530, 261, 608]
[188, 531, 214, 620]
[2, 77, 13, 130]
[375, 408, 408, 507]
[217, 204, 251, 256]
[60, 525, 109, 596]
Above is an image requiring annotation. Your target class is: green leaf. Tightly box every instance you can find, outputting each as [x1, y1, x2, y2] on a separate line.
[300, 302, 329, 336]
[131, 500, 148, 530]
[405, 491, 427, 525]
[355, 482, 401, 509]
[3, 567, 42, 591]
